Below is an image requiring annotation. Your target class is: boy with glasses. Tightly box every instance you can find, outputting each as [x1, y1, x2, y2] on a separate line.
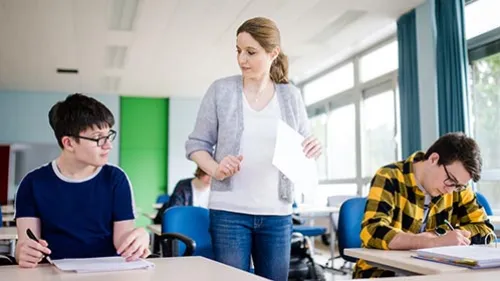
[14, 93, 150, 268]
[354, 132, 495, 278]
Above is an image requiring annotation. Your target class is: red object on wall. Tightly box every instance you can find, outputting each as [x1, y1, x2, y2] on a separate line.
[0, 145, 10, 205]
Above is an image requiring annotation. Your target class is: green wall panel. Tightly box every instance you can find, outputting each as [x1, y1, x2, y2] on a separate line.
[120, 98, 168, 149]
[119, 97, 169, 227]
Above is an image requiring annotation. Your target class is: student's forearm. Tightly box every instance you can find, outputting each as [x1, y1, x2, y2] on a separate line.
[113, 220, 136, 249]
[190, 151, 219, 177]
[388, 232, 436, 250]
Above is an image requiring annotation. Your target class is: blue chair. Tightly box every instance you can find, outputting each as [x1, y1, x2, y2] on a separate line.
[476, 192, 493, 216]
[337, 197, 367, 263]
[156, 194, 170, 204]
[159, 206, 213, 259]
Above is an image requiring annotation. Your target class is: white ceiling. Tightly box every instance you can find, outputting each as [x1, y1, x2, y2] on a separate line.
[0, 0, 425, 98]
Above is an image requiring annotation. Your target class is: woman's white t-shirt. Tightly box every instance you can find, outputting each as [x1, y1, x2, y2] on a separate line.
[209, 92, 292, 215]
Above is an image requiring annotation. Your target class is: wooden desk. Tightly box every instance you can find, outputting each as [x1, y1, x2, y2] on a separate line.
[389, 270, 500, 280]
[0, 256, 269, 281]
[344, 248, 472, 275]
[487, 215, 500, 237]
[0, 227, 17, 240]
[489, 215, 500, 224]
[0, 227, 18, 257]
[147, 224, 161, 236]
[1, 205, 14, 214]
[2, 214, 14, 223]
[294, 205, 339, 216]
[141, 212, 156, 221]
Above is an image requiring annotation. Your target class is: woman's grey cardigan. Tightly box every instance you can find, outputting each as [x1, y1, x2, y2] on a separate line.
[185, 75, 311, 203]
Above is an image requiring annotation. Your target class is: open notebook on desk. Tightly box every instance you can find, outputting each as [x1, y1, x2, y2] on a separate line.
[412, 245, 500, 269]
[52, 256, 155, 273]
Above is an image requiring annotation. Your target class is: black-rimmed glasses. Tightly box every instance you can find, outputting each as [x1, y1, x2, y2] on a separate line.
[74, 130, 117, 147]
[443, 165, 468, 192]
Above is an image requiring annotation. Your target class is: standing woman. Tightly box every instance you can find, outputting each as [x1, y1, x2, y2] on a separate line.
[185, 17, 322, 281]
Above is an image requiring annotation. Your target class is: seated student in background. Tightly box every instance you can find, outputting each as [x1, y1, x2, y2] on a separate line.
[354, 132, 494, 279]
[152, 168, 211, 254]
[153, 167, 211, 225]
[14, 94, 150, 268]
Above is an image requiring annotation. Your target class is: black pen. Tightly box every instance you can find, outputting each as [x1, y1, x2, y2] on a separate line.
[26, 228, 53, 264]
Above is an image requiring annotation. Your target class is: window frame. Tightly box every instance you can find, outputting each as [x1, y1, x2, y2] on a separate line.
[467, 26, 500, 202]
[298, 37, 400, 198]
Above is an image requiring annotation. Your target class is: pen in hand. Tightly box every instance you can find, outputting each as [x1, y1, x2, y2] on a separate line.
[26, 228, 53, 264]
[443, 219, 455, 231]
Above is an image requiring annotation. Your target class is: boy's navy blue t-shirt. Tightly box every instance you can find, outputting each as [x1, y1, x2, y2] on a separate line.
[15, 161, 135, 260]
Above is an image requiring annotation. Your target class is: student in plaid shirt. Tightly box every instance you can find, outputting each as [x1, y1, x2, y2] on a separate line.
[353, 132, 495, 278]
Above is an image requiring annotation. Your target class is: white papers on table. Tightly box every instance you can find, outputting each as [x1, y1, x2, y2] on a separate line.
[272, 120, 318, 195]
[52, 256, 155, 273]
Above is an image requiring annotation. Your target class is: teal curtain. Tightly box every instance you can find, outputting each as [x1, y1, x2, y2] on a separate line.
[435, 0, 468, 135]
[397, 10, 421, 158]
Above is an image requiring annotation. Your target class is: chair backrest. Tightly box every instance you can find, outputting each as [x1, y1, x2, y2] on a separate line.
[476, 192, 493, 216]
[156, 194, 170, 204]
[327, 195, 358, 232]
[337, 197, 367, 263]
[0, 255, 16, 266]
[162, 206, 213, 259]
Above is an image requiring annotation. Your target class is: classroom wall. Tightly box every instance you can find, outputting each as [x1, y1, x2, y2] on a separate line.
[14, 144, 61, 184]
[167, 97, 202, 192]
[119, 97, 168, 227]
[0, 91, 120, 164]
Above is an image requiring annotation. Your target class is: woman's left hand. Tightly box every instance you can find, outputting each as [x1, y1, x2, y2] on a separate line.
[302, 136, 322, 159]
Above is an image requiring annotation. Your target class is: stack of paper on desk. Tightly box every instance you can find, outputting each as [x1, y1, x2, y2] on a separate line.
[52, 256, 155, 273]
[412, 245, 500, 269]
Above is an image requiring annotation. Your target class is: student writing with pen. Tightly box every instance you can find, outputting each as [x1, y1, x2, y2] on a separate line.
[14, 94, 150, 268]
[353, 133, 495, 279]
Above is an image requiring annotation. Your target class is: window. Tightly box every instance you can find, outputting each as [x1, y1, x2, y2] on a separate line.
[469, 50, 500, 209]
[310, 114, 328, 180]
[465, 0, 500, 40]
[475, 181, 500, 210]
[303, 63, 354, 106]
[359, 41, 398, 82]
[300, 38, 400, 206]
[327, 104, 356, 179]
[362, 90, 398, 177]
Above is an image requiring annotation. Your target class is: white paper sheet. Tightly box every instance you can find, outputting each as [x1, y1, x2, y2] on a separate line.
[52, 256, 155, 273]
[272, 120, 318, 192]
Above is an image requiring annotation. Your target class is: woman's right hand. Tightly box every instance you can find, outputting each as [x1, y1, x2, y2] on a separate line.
[16, 239, 51, 268]
[213, 155, 243, 181]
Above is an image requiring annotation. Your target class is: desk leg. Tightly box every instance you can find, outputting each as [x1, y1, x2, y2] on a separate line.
[9, 239, 15, 257]
[324, 212, 346, 274]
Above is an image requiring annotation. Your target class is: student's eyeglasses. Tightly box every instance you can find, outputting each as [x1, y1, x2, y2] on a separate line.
[442, 165, 468, 192]
[74, 130, 117, 147]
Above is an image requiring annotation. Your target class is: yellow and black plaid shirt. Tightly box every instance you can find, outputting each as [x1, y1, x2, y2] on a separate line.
[353, 152, 494, 279]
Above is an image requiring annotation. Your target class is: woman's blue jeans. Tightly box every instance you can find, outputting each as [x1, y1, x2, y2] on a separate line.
[209, 209, 292, 281]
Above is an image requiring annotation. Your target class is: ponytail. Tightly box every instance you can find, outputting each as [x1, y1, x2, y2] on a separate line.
[270, 51, 289, 84]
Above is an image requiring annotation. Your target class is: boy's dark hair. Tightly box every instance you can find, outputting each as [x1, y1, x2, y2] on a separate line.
[48, 93, 115, 148]
[424, 132, 482, 182]
[194, 167, 208, 179]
